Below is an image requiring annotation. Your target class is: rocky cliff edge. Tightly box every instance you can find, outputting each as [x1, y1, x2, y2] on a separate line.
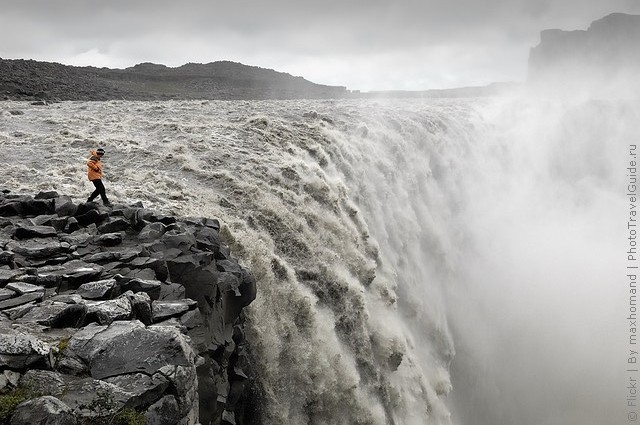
[0, 189, 257, 425]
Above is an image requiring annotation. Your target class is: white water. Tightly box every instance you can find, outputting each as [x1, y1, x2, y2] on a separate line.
[0, 95, 636, 424]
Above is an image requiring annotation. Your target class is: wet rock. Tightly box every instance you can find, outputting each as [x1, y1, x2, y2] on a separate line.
[160, 230, 197, 254]
[152, 299, 198, 322]
[0, 202, 23, 217]
[77, 278, 116, 300]
[34, 191, 59, 200]
[9, 396, 76, 425]
[74, 209, 102, 227]
[54, 195, 77, 217]
[119, 277, 162, 300]
[139, 222, 167, 240]
[97, 217, 130, 234]
[64, 217, 80, 233]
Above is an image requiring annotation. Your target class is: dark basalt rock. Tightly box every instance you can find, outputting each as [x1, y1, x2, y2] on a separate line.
[13, 225, 58, 239]
[0, 190, 256, 424]
[9, 396, 77, 425]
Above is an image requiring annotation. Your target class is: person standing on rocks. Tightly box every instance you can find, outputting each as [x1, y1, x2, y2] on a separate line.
[86, 148, 111, 206]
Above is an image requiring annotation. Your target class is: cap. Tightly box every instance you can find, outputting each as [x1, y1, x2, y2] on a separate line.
[96, 148, 105, 155]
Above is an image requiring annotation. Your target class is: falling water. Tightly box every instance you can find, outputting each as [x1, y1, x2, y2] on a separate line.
[1, 94, 636, 424]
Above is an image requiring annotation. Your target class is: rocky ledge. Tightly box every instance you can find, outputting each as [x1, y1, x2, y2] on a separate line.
[0, 190, 256, 425]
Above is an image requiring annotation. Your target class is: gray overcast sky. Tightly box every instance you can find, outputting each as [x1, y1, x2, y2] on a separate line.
[1, 0, 639, 91]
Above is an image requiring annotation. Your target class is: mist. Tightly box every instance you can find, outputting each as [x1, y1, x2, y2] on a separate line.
[442, 83, 638, 423]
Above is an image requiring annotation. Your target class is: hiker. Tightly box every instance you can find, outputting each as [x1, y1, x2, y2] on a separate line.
[86, 148, 111, 206]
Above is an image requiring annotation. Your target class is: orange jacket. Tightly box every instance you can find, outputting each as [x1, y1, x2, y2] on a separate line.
[87, 151, 103, 180]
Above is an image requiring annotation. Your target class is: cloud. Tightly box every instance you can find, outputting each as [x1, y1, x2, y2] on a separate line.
[1, 0, 639, 89]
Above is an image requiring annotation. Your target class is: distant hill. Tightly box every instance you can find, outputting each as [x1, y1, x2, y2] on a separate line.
[528, 13, 640, 92]
[0, 59, 349, 101]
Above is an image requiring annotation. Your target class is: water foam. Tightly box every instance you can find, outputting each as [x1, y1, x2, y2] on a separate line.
[1, 95, 635, 424]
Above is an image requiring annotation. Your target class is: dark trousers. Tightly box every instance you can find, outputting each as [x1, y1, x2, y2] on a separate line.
[88, 179, 109, 204]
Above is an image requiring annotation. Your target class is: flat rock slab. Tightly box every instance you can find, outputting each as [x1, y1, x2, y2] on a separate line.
[19, 302, 87, 328]
[77, 278, 116, 300]
[5, 281, 45, 295]
[5, 238, 69, 259]
[152, 300, 198, 322]
[13, 225, 57, 239]
[0, 292, 44, 310]
[39, 260, 104, 289]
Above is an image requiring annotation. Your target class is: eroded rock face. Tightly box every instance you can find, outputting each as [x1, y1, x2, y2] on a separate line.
[0, 190, 257, 424]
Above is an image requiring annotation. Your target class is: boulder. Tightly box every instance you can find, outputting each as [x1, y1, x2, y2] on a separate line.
[93, 232, 123, 246]
[97, 218, 130, 234]
[84, 295, 132, 325]
[104, 372, 170, 407]
[68, 321, 195, 380]
[119, 278, 162, 300]
[34, 191, 59, 200]
[77, 278, 117, 300]
[0, 326, 50, 369]
[127, 291, 153, 325]
[9, 396, 76, 425]
[0, 370, 20, 391]
[20, 370, 66, 397]
[145, 395, 182, 425]
[54, 195, 77, 217]
[19, 302, 87, 328]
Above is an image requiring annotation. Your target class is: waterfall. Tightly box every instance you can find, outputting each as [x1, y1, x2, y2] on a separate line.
[1, 95, 637, 424]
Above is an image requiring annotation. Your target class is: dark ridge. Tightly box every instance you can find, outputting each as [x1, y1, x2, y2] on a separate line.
[0, 58, 349, 101]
